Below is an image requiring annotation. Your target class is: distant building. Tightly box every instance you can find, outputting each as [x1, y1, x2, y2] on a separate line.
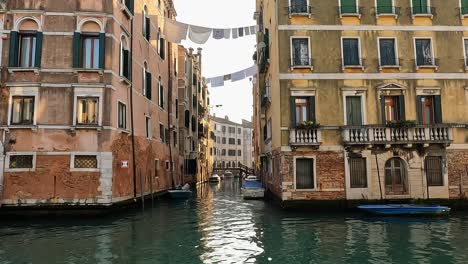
[210, 116, 254, 169]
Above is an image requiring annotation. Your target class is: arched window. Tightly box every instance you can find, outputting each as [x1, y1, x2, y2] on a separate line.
[143, 62, 151, 99]
[384, 157, 408, 195]
[158, 28, 165, 59]
[120, 35, 130, 79]
[9, 18, 42, 68]
[158, 76, 164, 108]
[73, 19, 105, 69]
[143, 6, 150, 41]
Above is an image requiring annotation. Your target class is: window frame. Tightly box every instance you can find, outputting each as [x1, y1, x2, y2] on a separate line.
[5, 152, 36, 172]
[70, 153, 100, 172]
[413, 37, 436, 68]
[290, 36, 312, 69]
[374, 0, 396, 16]
[410, 0, 432, 17]
[349, 157, 368, 189]
[288, 0, 311, 16]
[377, 37, 399, 68]
[73, 88, 103, 127]
[81, 34, 100, 69]
[10, 96, 35, 126]
[18, 31, 37, 68]
[145, 116, 152, 139]
[424, 155, 444, 187]
[75, 96, 100, 126]
[339, 0, 360, 16]
[117, 101, 127, 130]
[343, 91, 367, 126]
[341, 37, 363, 68]
[293, 156, 317, 191]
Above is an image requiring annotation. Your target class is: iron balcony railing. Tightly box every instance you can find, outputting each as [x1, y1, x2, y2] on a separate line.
[411, 6, 436, 16]
[290, 56, 313, 68]
[290, 128, 322, 146]
[342, 125, 453, 145]
[376, 6, 400, 15]
[288, 5, 312, 15]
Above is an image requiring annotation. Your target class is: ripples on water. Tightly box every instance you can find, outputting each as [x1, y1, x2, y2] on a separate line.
[0, 179, 468, 264]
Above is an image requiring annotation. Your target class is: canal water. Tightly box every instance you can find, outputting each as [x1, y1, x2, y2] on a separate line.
[1, 179, 468, 264]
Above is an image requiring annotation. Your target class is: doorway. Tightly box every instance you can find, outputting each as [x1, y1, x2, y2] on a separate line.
[384, 157, 408, 195]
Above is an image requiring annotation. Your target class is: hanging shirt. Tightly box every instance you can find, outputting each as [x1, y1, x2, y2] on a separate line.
[212, 29, 225, 40]
[210, 76, 224, 87]
[238, 27, 244, 37]
[244, 27, 250, 35]
[232, 28, 238, 39]
[223, 29, 231, 39]
[245, 65, 258, 77]
[250, 26, 257, 34]
[231, 70, 246, 82]
[188, 25, 212, 44]
[164, 19, 188, 44]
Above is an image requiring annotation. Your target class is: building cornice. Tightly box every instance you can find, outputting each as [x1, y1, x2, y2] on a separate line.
[279, 25, 468, 32]
[280, 73, 468, 80]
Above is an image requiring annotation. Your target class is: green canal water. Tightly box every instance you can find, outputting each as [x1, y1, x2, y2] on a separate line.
[1, 179, 468, 264]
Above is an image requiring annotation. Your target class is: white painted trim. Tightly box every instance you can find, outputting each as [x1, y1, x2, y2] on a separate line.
[5, 152, 37, 172]
[463, 38, 468, 68]
[413, 37, 436, 68]
[447, 144, 468, 150]
[377, 37, 399, 67]
[117, 100, 127, 130]
[279, 73, 468, 80]
[13, 16, 42, 32]
[341, 36, 362, 68]
[290, 36, 312, 69]
[73, 87, 104, 127]
[416, 86, 441, 96]
[342, 90, 367, 125]
[77, 17, 105, 33]
[293, 155, 317, 191]
[7, 86, 40, 126]
[278, 25, 468, 31]
[70, 152, 101, 172]
[290, 87, 316, 96]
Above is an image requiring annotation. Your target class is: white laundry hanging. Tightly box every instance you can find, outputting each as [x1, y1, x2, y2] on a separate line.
[164, 19, 188, 43]
[188, 25, 212, 44]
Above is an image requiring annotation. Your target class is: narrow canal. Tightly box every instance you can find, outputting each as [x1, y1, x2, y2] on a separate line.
[1, 179, 468, 264]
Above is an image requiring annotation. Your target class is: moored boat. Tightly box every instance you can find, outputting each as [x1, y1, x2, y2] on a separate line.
[241, 175, 264, 199]
[208, 174, 221, 183]
[167, 189, 192, 199]
[358, 204, 451, 216]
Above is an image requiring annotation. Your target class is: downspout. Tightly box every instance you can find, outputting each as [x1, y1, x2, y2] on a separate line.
[129, 13, 137, 198]
[0, 131, 5, 206]
[168, 32, 175, 189]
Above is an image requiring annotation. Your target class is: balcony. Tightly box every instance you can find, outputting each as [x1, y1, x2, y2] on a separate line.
[342, 125, 453, 146]
[288, 5, 311, 16]
[289, 128, 322, 147]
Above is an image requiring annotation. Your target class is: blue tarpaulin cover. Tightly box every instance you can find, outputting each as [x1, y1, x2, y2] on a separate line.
[243, 180, 263, 189]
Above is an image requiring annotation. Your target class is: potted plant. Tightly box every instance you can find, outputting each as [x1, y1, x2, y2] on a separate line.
[296, 121, 321, 129]
[387, 120, 417, 128]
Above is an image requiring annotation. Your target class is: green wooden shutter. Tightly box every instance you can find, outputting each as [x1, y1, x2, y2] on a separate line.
[160, 39, 166, 60]
[128, 0, 134, 14]
[145, 17, 151, 40]
[146, 72, 152, 100]
[341, 0, 357, 13]
[377, 0, 393, 14]
[380, 95, 387, 124]
[99, 33, 106, 69]
[123, 49, 130, 79]
[462, 0, 468, 14]
[434, 95, 442, 124]
[290, 97, 296, 128]
[72, 32, 82, 68]
[34, 32, 43, 68]
[8, 31, 19, 67]
[309, 96, 316, 123]
[416, 96, 423, 124]
[398, 95, 406, 121]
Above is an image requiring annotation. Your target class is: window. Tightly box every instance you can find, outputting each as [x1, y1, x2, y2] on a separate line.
[417, 95, 442, 125]
[155, 159, 159, 176]
[229, 138, 235, 145]
[464, 39, 468, 67]
[76, 97, 99, 125]
[143, 7, 150, 41]
[267, 119, 272, 140]
[165, 160, 170, 171]
[159, 123, 164, 140]
[295, 158, 314, 189]
[158, 76, 164, 108]
[238, 128, 242, 134]
[349, 157, 367, 188]
[228, 150, 236, 156]
[82, 35, 100, 69]
[229, 127, 236, 134]
[222, 137, 226, 144]
[415, 39, 434, 66]
[158, 29, 166, 59]
[238, 150, 242, 156]
[118, 102, 127, 129]
[165, 128, 170, 144]
[340, 0, 358, 14]
[11, 96, 34, 125]
[222, 126, 226, 133]
[376, 0, 394, 14]
[291, 38, 310, 67]
[412, 0, 431, 15]
[175, 99, 178, 119]
[120, 36, 131, 80]
[185, 110, 190, 128]
[145, 117, 151, 138]
[342, 38, 361, 67]
[289, 0, 309, 14]
[237, 139, 241, 145]
[385, 158, 408, 195]
[381, 96, 405, 123]
[378, 38, 398, 66]
[143, 63, 152, 100]
[222, 149, 226, 156]
[73, 25, 105, 69]
[74, 155, 98, 169]
[291, 97, 315, 127]
[18, 32, 37, 67]
[345, 96, 363, 126]
[462, 0, 468, 15]
[122, 0, 134, 14]
[425, 156, 443, 186]
[9, 155, 33, 169]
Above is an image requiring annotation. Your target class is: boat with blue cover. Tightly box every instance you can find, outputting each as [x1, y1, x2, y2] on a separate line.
[358, 204, 451, 216]
[241, 176, 264, 199]
[167, 184, 192, 199]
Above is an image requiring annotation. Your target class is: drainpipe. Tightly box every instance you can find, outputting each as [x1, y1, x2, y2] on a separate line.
[0, 131, 5, 206]
[129, 14, 137, 198]
[168, 24, 175, 189]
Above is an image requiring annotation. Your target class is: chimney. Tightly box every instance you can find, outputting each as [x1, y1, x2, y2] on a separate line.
[188, 47, 194, 56]
[225, 116, 229, 120]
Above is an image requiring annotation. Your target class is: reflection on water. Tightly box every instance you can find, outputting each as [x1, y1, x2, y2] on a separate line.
[0, 179, 467, 264]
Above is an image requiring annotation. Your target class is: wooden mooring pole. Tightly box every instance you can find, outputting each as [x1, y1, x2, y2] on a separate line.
[139, 170, 144, 210]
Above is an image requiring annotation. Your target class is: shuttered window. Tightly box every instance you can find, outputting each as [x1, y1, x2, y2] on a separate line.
[464, 39, 468, 66]
[376, 0, 393, 14]
[417, 95, 442, 125]
[9, 31, 42, 68]
[350, 158, 367, 188]
[379, 38, 397, 66]
[462, 0, 468, 15]
[412, 0, 429, 14]
[295, 158, 314, 189]
[346, 96, 363, 126]
[291, 96, 315, 128]
[425, 156, 443, 186]
[415, 39, 434, 66]
[381, 96, 405, 123]
[340, 0, 357, 13]
[290, 0, 308, 13]
[342, 38, 360, 66]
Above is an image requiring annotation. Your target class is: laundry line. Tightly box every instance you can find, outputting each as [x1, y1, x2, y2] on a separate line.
[205, 65, 258, 87]
[163, 17, 259, 44]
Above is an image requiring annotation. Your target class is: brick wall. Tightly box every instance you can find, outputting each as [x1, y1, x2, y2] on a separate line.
[447, 150, 468, 199]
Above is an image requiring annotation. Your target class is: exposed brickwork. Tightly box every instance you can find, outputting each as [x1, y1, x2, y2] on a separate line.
[447, 150, 468, 199]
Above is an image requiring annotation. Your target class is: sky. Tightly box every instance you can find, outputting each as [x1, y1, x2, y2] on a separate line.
[174, 0, 256, 124]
